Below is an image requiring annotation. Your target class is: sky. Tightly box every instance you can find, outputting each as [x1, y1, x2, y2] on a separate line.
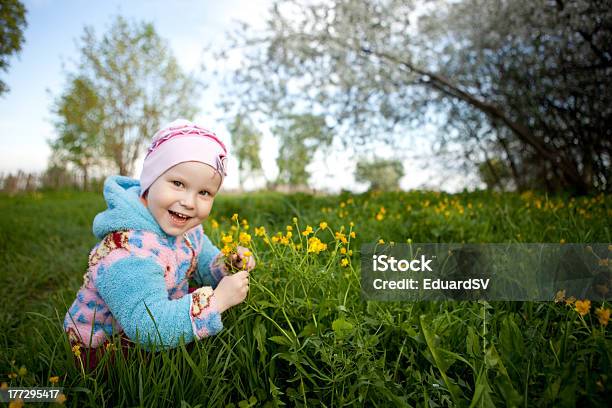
[0, 0, 471, 193]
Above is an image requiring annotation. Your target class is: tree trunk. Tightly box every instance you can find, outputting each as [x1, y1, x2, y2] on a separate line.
[82, 167, 89, 191]
[497, 134, 523, 191]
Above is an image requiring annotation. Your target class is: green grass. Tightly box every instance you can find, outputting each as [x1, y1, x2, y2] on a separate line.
[0, 189, 610, 407]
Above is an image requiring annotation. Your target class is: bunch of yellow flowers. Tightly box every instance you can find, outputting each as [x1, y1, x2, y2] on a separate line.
[307, 236, 327, 254]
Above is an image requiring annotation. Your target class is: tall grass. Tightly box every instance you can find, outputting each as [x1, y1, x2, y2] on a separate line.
[0, 190, 610, 406]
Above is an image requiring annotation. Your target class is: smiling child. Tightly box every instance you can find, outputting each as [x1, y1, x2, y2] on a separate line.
[64, 119, 254, 367]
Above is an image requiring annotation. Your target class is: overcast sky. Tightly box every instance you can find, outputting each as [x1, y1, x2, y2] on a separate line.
[0, 0, 469, 192]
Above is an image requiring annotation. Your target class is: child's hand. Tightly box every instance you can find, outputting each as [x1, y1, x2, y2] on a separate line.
[213, 270, 249, 313]
[228, 246, 256, 272]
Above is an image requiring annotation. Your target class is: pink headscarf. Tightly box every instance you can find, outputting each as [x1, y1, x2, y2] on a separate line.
[140, 119, 228, 196]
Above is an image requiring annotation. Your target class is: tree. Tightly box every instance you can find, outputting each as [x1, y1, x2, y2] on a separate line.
[50, 76, 104, 189]
[355, 158, 404, 191]
[221, 0, 612, 193]
[54, 16, 202, 176]
[274, 113, 332, 187]
[477, 158, 512, 191]
[227, 113, 263, 189]
[0, 0, 27, 96]
[420, 0, 612, 193]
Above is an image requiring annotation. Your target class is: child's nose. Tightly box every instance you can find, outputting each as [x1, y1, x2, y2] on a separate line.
[180, 193, 196, 209]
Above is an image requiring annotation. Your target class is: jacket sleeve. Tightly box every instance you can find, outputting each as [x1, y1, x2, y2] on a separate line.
[95, 251, 224, 349]
[189, 225, 227, 288]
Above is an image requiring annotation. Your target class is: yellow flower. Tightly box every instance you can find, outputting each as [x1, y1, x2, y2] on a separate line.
[280, 236, 290, 245]
[231, 213, 239, 221]
[9, 399, 24, 408]
[350, 231, 356, 238]
[243, 250, 252, 257]
[575, 299, 591, 316]
[378, 239, 385, 244]
[341, 258, 349, 267]
[211, 219, 219, 229]
[302, 225, 313, 236]
[49, 376, 60, 385]
[255, 226, 266, 237]
[221, 245, 233, 256]
[319, 222, 328, 229]
[340, 247, 347, 254]
[335, 231, 348, 244]
[376, 213, 384, 221]
[72, 344, 81, 358]
[271, 236, 279, 243]
[348, 250, 353, 256]
[554, 289, 566, 303]
[559, 238, 565, 244]
[17, 366, 27, 377]
[222, 234, 233, 244]
[595, 307, 610, 326]
[286, 225, 293, 231]
[286, 231, 292, 238]
[307, 237, 327, 254]
[56, 393, 67, 404]
[565, 296, 576, 306]
[239, 232, 252, 245]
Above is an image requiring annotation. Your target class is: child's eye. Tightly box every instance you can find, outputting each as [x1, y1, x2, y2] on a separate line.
[199, 190, 210, 197]
[172, 180, 183, 187]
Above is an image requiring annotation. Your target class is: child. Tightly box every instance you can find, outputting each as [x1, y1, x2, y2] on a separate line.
[64, 119, 254, 365]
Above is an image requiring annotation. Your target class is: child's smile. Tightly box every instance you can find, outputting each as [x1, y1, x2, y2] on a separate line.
[168, 209, 192, 225]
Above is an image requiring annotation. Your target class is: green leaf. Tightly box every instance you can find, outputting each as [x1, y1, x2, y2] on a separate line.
[268, 335, 293, 346]
[419, 315, 464, 405]
[253, 317, 268, 360]
[468, 368, 496, 408]
[485, 345, 507, 377]
[494, 374, 523, 408]
[486, 345, 522, 406]
[466, 326, 481, 358]
[298, 322, 317, 337]
[499, 314, 525, 358]
[332, 318, 354, 338]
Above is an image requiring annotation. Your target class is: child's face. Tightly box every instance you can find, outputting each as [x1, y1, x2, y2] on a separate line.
[143, 161, 222, 236]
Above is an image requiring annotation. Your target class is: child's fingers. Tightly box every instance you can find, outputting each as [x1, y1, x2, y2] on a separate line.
[231, 253, 245, 268]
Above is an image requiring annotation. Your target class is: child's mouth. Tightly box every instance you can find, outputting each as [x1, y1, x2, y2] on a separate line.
[168, 210, 192, 225]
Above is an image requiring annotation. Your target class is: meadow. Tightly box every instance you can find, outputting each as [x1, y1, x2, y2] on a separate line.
[0, 189, 610, 407]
